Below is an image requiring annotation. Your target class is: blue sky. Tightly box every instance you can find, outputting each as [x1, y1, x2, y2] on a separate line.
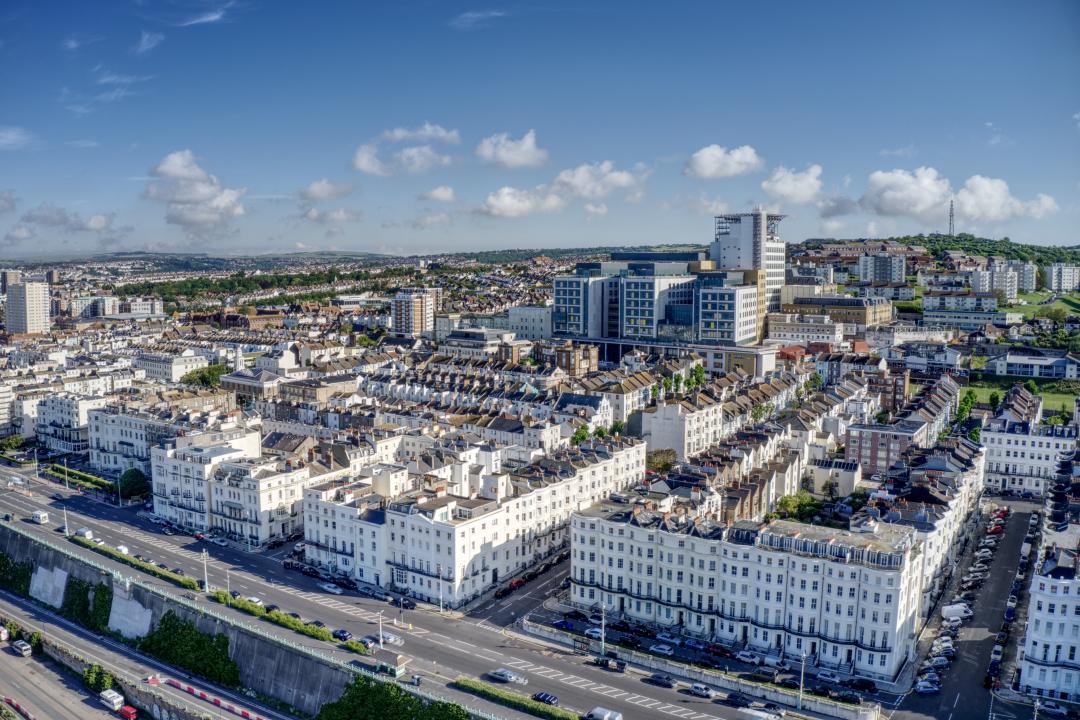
[1, 0, 1077, 257]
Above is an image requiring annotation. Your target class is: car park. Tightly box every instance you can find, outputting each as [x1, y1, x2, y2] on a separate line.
[531, 693, 559, 706]
[649, 644, 674, 657]
[489, 669, 527, 684]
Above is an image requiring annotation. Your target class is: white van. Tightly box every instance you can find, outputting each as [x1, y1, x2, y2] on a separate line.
[99, 689, 124, 711]
[75, 527, 93, 540]
[31, 511, 48, 524]
[11, 640, 31, 657]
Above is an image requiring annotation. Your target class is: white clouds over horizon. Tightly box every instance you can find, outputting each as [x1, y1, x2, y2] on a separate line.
[476, 129, 548, 168]
[684, 144, 762, 179]
[299, 178, 353, 203]
[421, 185, 456, 203]
[761, 164, 823, 205]
[145, 149, 246, 233]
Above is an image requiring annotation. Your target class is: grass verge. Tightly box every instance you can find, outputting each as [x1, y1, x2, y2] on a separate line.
[69, 535, 198, 590]
[450, 677, 578, 720]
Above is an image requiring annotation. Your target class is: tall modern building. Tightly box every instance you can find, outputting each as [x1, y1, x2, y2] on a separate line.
[5, 281, 50, 335]
[709, 209, 786, 312]
[858, 254, 906, 284]
[1045, 264, 1080, 293]
[391, 287, 437, 338]
[0, 270, 22, 296]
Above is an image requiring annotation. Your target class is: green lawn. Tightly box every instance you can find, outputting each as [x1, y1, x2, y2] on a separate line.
[1006, 292, 1080, 319]
[965, 379, 1077, 415]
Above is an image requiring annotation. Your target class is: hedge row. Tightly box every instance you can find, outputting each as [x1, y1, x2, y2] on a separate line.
[450, 678, 578, 720]
[210, 590, 369, 654]
[69, 535, 198, 590]
[45, 465, 113, 492]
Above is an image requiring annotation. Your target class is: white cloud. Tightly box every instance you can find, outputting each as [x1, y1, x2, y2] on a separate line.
[859, 166, 952, 224]
[479, 186, 565, 218]
[761, 164, 822, 205]
[381, 123, 460, 145]
[134, 30, 164, 54]
[553, 160, 641, 199]
[0, 190, 15, 215]
[97, 71, 152, 86]
[1074, 111, 1080, 131]
[19, 202, 115, 233]
[2, 224, 34, 247]
[584, 203, 608, 218]
[303, 207, 358, 224]
[0, 126, 33, 151]
[684, 144, 761, 179]
[476, 129, 548, 168]
[449, 10, 507, 30]
[817, 196, 858, 218]
[353, 144, 391, 176]
[299, 179, 353, 202]
[394, 145, 451, 174]
[412, 212, 451, 229]
[879, 144, 916, 158]
[145, 149, 246, 232]
[179, 6, 230, 27]
[420, 185, 456, 203]
[66, 139, 100, 149]
[694, 194, 729, 215]
[955, 175, 1058, 222]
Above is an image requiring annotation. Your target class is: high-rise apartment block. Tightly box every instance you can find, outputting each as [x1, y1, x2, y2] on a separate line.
[0, 270, 22, 295]
[858, 253, 906, 284]
[5, 281, 50, 335]
[709, 209, 786, 312]
[1045, 264, 1080, 293]
[392, 287, 438, 338]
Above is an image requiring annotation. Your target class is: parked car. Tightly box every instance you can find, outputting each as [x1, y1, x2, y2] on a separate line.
[655, 632, 682, 646]
[1038, 702, 1069, 718]
[553, 619, 573, 631]
[585, 627, 606, 640]
[644, 674, 675, 689]
[990, 645, 1004, 663]
[649, 644, 674, 657]
[318, 582, 344, 595]
[915, 681, 941, 694]
[564, 610, 587, 621]
[844, 678, 877, 692]
[689, 683, 714, 698]
[735, 650, 761, 665]
[816, 670, 841, 683]
[724, 693, 752, 708]
[921, 656, 950, 670]
[332, 629, 353, 642]
[836, 691, 862, 704]
[684, 638, 706, 651]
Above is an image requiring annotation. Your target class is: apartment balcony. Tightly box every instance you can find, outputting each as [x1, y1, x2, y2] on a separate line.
[305, 538, 352, 558]
[385, 559, 455, 582]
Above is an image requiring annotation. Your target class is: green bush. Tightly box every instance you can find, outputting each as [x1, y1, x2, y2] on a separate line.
[69, 536, 198, 590]
[45, 465, 113, 492]
[450, 678, 578, 720]
[210, 590, 368, 651]
[319, 675, 468, 720]
[83, 664, 115, 692]
[0, 552, 33, 596]
[59, 577, 94, 628]
[139, 611, 240, 688]
[90, 583, 113, 632]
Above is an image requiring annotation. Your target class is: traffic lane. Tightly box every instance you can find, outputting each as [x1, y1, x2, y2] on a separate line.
[896, 509, 1031, 720]
[0, 649, 114, 720]
[469, 563, 569, 626]
[0, 495, 707, 720]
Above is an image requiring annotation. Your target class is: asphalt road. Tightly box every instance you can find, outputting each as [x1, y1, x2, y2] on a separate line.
[0, 645, 115, 720]
[886, 499, 1038, 720]
[0, 469, 761, 720]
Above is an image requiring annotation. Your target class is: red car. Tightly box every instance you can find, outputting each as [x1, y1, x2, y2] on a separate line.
[193, 532, 205, 540]
[987, 525, 1004, 535]
[708, 643, 733, 657]
[509, 578, 525, 590]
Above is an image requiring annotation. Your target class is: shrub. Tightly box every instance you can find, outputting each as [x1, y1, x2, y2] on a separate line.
[70, 536, 198, 590]
[319, 675, 468, 720]
[83, 664, 115, 692]
[139, 611, 240, 688]
[210, 590, 367, 650]
[0, 552, 33, 597]
[450, 678, 578, 720]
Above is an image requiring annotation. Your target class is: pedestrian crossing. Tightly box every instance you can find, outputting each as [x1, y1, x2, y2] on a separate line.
[498, 658, 720, 719]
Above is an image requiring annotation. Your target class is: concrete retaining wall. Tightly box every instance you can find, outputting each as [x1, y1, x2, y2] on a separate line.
[524, 620, 880, 720]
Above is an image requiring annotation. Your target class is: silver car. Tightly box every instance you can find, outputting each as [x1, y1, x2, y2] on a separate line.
[489, 669, 528, 684]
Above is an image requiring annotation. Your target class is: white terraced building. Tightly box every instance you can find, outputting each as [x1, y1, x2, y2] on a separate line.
[570, 510, 922, 681]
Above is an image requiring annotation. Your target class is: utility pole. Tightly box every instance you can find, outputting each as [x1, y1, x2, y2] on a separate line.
[63, 507, 69, 537]
[202, 549, 210, 593]
[600, 601, 606, 657]
[798, 652, 807, 711]
[437, 563, 443, 614]
[226, 568, 231, 596]
[378, 611, 384, 650]
[63, 457, 69, 492]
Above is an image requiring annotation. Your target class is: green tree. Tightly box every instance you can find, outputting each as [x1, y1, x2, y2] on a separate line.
[570, 427, 589, 446]
[592, 426, 607, 439]
[610, 420, 625, 435]
[138, 611, 240, 687]
[751, 403, 768, 423]
[875, 410, 889, 424]
[672, 375, 682, 393]
[0, 436, 23, 452]
[989, 391, 1002, 411]
[1036, 266, 1047, 290]
[662, 377, 672, 394]
[1025, 380, 1038, 395]
[318, 675, 468, 720]
[180, 364, 229, 388]
[968, 426, 982, 443]
[119, 468, 150, 499]
[650, 385, 660, 400]
[807, 372, 823, 391]
[691, 363, 707, 388]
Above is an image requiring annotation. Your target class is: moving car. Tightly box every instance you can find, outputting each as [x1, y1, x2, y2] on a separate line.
[332, 629, 353, 642]
[318, 582, 344, 595]
[644, 674, 675, 689]
[914, 680, 940, 694]
[488, 669, 527, 684]
[735, 650, 761, 665]
[689, 683, 714, 698]
[1039, 702, 1069, 718]
[531, 692, 559, 706]
[816, 670, 841, 683]
[649, 644, 674, 657]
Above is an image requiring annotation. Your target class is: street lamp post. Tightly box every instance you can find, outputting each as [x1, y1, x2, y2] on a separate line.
[600, 601, 606, 657]
[437, 564, 443, 614]
[798, 652, 807, 711]
[62, 507, 69, 537]
[226, 568, 231, 596]
[378, 611, 384, 650]
[202, 549, 210, 593]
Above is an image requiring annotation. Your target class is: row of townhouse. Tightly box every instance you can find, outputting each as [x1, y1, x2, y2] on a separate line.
[569, 505, 922, 681]
[639, 370, 805, 461]
[302, 436, 646, 607]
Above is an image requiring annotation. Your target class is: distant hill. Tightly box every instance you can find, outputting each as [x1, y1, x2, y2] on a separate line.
[804, 233, 1080, 266]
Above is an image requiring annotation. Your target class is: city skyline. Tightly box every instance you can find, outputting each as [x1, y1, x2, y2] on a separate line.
[1, 0, 1078, 258]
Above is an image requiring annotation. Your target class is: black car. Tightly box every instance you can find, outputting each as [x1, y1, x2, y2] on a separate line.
[837, 691, 862, 704]
[301, 566, 320, 577]
[779, 678, 800, 690]
[390, 596, 417, 610]
[844, 678, 877, 693]
[332, 629, 353, 642]
[724, 693, 752, 708]
[230, 590, 241, 599]
[531, 692, 559, 706]
[610, 620, 631, 632]
[619, 637, 642, 649]
[810, 685, 834, 698]
[645, 674, 675, 689]
[283, 559, 298, 570]
[265, 604, 280, 614]
[306, 619, 326, 628]
[337, 578, 358, 591]
[493, 587, 511, 599]
[996, 631, 1009, 644]
[564, 610, 587, 621]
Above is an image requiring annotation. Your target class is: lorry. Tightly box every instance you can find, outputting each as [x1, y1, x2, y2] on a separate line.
[941, 603, 973, 620]
[31, 511, 48, 524]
